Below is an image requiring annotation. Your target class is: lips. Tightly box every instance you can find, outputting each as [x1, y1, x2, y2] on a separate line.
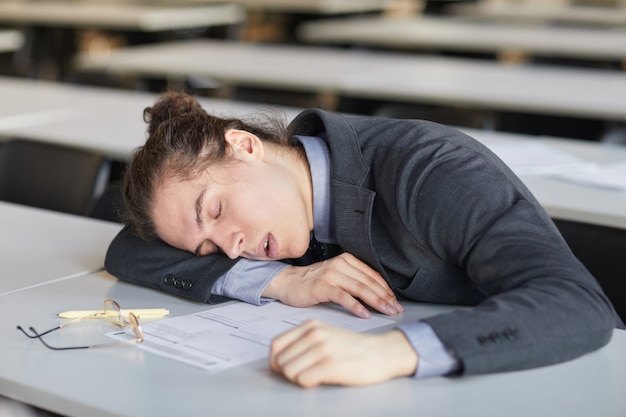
[262, 235, 270, 257]
[262, 233, 278, 259]
[243, 233, 281, 260]
[256, 233, 277, 259]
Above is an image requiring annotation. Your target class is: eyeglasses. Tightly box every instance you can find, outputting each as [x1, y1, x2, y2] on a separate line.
[16, 299, 144, 350]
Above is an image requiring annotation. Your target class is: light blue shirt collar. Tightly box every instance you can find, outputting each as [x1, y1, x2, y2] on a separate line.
[292, 135, 337, 245]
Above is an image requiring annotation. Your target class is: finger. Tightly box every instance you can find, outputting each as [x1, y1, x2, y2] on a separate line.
[270, 320, 321, 371]
[281, 351, 329, 388]
[321, 287, 372, 319]
[271, 322, 331, 387]
[287, 360, 330, 388]
[339, 281, 399, 316]
[326, 258, 394, 304]
[337, 255, 403, 314]
[339, 254, 396, 297]
[322, 264, 402, 316]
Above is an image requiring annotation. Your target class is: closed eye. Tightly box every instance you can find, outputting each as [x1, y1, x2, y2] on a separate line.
[195, 203, 223, 256]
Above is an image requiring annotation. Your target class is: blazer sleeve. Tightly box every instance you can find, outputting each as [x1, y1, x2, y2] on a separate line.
[396, 132, 617, 375]
[104, 225, 237, 303]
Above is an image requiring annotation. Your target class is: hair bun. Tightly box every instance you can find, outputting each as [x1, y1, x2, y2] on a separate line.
[143, 91, 205, 136]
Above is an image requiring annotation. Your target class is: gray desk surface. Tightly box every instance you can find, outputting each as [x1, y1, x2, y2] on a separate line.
[75, 39, 626, 122]
[0, 76, 302, 161]
[0, 2, 244, 31]
[298, 15, 626, 61]
[173, 0, 399, 14]
[1, 269, 625, 417]
[0, 201, 122, 296]
[449, 2, 626, 27]
[0, 29, 23, 53]
[1, 76, 626, 231]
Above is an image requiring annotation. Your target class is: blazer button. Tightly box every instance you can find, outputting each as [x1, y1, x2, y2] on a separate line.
[182, 280, 193, 290]
[173, 279, 183, 288]
[164, 274, 174, 285]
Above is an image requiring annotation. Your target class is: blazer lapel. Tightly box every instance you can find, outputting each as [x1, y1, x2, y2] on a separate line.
[333, 182, 386, 279]
[291, 109, 387, 278]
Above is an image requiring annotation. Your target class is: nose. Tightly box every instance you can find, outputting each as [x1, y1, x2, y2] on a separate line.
[217, 230, 245, 259]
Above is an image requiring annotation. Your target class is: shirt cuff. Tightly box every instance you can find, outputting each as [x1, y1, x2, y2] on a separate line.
[397, 321, 461, 379]
[212, 259, 289, 305]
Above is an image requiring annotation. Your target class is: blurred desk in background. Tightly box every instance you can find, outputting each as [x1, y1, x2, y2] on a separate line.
[75, 39, 626, 124]
[298, 15, 626, 63]
[0, 1, 245, 78]
[0, 76, 302, 161]
[0, 2, 245, 31]
[0, 77, 300, 161]
[175, 0, 402, 14]
[447, 1, 626, 27]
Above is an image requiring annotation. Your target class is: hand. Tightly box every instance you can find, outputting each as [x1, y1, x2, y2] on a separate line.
[263, 253, 403, 319]
[270, 320, 418, 388]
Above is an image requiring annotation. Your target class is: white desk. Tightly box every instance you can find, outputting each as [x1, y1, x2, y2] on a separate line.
[0, 29, 23, 53]
[0, 2, 245, 31]
[0, 76, 302, 161]
[449, 2, 626, 27]
[0, 269, 624, 417]
[0, 1, 245, 79]
[298, 15, 626, 61]
[173, 0, 399, 14]
[0, 201, 123, 296]
[75, 39, 626, 122]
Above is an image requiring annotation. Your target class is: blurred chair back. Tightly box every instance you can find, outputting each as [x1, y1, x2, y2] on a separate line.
[0, 139, 111, 216]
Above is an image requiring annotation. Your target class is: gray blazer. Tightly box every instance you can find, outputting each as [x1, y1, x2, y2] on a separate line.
[106, 109, 619, 375]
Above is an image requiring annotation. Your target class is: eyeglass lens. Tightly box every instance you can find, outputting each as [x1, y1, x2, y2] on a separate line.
[103, 299, 142, 341]
[103, 299, 127, 327]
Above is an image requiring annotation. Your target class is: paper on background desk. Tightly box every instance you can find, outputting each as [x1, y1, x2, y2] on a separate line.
[552, 161, 626, 192]
[490, 141, 626, 191]
[108, 301, 393, 372]
[488, 141, 595, 176]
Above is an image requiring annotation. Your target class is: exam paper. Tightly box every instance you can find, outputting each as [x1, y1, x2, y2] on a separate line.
[108, 301, 393, 372]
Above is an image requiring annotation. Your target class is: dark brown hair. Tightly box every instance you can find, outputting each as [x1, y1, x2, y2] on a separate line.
[121, 91, 294, 240]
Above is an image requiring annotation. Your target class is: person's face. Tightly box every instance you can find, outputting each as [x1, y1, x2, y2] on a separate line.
[152, 129, 313, 260]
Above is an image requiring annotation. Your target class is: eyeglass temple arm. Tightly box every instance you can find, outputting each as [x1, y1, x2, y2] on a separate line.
[17, 326, 142, 350]
[16, 314, 102, 339]
[18, 326, 90, 350]
[16, 325, 61, 339]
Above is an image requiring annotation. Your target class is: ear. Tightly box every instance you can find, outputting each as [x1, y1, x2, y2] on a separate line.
[224, 129, 264, 160]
